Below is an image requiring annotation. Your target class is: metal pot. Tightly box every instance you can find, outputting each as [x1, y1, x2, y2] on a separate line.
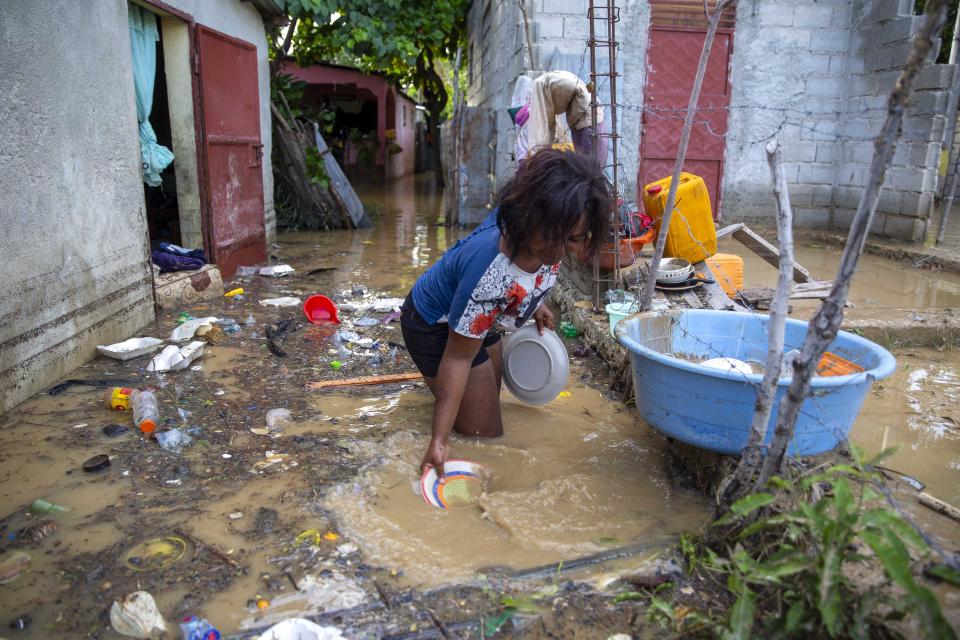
[655, 258, 694, 284]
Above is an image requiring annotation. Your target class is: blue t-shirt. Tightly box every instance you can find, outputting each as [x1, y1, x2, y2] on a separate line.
[411, 210, 559, 339]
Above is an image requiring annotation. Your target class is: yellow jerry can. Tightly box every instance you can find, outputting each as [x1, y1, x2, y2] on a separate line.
[642, 172, 717, 264]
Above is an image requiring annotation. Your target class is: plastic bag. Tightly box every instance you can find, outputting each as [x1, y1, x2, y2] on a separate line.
[109, 591, 167, 639]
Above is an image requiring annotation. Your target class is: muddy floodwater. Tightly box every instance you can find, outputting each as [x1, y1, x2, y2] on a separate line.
[0, 175, 958, 636]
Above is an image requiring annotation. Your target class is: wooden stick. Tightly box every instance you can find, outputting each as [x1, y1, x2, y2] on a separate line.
[174, 527, 240, 568]
[639, 0, 733, 311]
[757, 0, 950, 485]
[723, 139, 794, 506]
[305, 373, 422, 390]
[919, 492, 960, 523]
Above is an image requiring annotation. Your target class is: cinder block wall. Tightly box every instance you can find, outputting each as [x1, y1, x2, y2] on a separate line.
[723, 0, 854, 228]
[705, 0, 955, 240]
[467, 0, 955, 242]
[832, 0, 954, 240]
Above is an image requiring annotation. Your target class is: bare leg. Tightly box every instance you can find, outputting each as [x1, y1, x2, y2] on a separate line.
[487, 339, 503, 392]
[422, 357, 503, 438]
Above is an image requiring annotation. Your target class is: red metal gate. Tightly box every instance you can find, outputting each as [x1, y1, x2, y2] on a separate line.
[196, 25, 266, 278]
[638, 1, 735, 219]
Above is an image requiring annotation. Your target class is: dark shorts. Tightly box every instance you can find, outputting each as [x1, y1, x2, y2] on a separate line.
[400, 294, 502, 378]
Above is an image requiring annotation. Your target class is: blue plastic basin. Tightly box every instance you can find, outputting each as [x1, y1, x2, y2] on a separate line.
[615, 309, 896, 456]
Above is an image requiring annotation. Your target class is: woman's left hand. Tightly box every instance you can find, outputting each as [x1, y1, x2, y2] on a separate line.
[532, 306, 556, 335]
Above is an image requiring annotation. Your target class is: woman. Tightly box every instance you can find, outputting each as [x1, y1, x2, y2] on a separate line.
[400, 149, 611, 478]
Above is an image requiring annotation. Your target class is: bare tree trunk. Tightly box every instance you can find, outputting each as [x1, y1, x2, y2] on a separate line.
[639, 0, 732, 311]
[755, 0, 950, 488]
[720, 139, 794, 505]
[518, 0, 538, 71]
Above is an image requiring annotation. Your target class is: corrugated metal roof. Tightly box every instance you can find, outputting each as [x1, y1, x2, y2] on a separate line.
[244, 0, 286, 19]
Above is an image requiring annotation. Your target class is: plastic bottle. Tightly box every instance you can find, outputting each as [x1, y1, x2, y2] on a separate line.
[30, 498, 70, 515]
[559, 321, 579, 338]
[103, 387, 135, 411]
[131, 390, 159, 434]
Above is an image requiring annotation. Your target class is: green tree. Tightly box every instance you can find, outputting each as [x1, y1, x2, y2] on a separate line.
[276, 0, 468, 187]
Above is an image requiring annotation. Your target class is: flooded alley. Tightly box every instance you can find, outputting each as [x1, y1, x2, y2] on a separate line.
[1, 175, 959, 636]
[0, 176, 712, 636]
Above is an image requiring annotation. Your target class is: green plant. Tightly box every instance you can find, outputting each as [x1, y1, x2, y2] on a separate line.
[304, 146, 330, 189]
[705, 445, 956, 639]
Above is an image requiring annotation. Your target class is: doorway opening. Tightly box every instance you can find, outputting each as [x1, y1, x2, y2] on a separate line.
[144, 25, 180, 248]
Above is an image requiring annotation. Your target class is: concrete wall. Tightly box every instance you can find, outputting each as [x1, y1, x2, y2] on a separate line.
[163, 0, 277, 243]
[719, 0, 955, 241]
[722, 0, 854, 227]
[386, 93, 418, 180]
[467, 0, 956, 242]
[466, 0, 648, 216]
[0, 1, 155, 413]
[464, 0, 526, 223]
[832, 0, 954, 241]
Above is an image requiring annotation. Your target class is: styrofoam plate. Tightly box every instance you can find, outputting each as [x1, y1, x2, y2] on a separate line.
[97, 337, 165, 361]
[420, 460, 487, 509]
[502, 325, 569, 405]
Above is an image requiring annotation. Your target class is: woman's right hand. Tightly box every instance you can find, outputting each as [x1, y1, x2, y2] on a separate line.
[420, 436, 449, 481]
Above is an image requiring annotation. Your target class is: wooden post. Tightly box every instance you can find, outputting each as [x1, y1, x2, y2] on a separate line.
[639, 0, 733, 311]
[721, 139, 794, 504]
[756, 0, 951, 487]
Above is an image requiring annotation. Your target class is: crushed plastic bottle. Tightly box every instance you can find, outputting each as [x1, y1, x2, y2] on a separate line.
[131, 390, 159, 435]
[559, 321, 579, 338]
[30, 498, 70, 515]
[155, 429, 193, 453]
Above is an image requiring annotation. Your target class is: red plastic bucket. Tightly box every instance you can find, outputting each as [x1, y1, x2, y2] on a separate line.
[303, 295, 340, 325]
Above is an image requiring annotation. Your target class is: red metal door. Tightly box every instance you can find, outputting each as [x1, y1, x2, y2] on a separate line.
[196, 25, 266, 278]
[638, 1, 735, 219]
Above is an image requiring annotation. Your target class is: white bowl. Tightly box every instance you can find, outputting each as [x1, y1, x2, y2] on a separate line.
[420, 460, 487, 509]
[501, 324, 569, 405]
[655, 258, 694, 284]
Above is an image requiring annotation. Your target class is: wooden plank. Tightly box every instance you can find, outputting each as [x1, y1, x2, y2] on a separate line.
[919, 492, 960, 523]
[306, 373, 422, 390]
[730, 225, 815, 283]
[313, 124, 372, 229]
[715, 222, 744, 241]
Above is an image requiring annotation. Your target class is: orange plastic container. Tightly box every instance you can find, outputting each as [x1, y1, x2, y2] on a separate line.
[705, 253, 744, 297]
[577, 228, 655, 270]
[642, 172, 717, 264]
[817, 352, 865, 377]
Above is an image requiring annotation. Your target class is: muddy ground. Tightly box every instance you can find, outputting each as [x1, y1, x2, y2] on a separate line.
[0, 175, 958, 637]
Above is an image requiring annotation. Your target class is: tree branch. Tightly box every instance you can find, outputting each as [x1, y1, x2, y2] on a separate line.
[720, 139, 794, 506]
[755, 0, 951, 486]
[639, 0, 732, 311]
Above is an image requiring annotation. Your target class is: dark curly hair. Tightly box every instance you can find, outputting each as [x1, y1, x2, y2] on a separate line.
[495, 149, 611, 261]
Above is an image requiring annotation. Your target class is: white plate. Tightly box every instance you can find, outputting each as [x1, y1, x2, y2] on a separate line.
[502, 325, 569, 405]
[96, 337, 165, 361]
[420, 460, 487, 509]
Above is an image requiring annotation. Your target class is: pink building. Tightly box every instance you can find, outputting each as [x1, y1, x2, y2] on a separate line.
[282, 61, 419, 181]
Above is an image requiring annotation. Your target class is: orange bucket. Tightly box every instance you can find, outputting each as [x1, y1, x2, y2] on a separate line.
[578, 228, 655, 270]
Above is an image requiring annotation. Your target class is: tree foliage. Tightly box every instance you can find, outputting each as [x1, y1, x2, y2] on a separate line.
[279, 0, 466, 110]
[275, 0, 468, 185]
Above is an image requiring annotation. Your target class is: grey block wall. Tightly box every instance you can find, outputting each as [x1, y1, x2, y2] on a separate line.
[832, 0, 953, 241]
[723, 0, 854, 228]
[465, 0, 648, 221]
[0, 1, 155, 413]
[465, 0, 955, 241]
